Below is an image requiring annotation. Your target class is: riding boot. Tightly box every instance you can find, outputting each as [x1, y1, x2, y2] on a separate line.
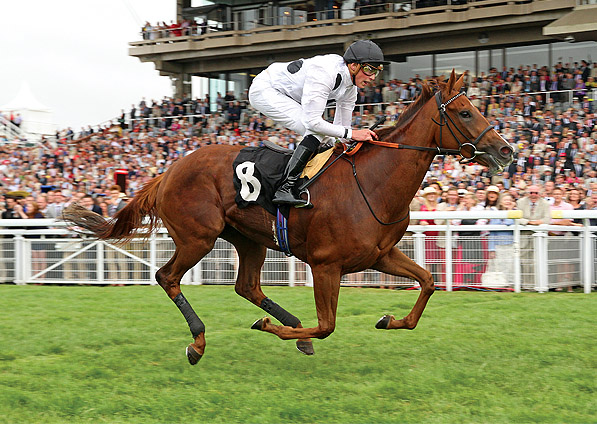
[273, 135, 319, 207]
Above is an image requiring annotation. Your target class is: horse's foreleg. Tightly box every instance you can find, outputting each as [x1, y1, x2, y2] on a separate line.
[253, 264, 341, 341]
[371, 246, 434, 330]
[224, 229, 314, 354]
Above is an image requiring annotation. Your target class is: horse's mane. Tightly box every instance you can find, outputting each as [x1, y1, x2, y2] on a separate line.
[375, 79, 440, 141]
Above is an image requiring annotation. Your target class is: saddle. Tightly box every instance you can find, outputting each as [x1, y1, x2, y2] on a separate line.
[232, 141, 335, 216]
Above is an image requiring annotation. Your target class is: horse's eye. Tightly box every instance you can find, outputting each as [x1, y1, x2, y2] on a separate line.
[459, 111, 472, 119]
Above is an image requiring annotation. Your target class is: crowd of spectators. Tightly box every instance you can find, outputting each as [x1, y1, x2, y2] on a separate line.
[2, 60, 597, 290]
[141, 19, 209, 40]
[0, 111, 22, 128]
[1, 61, 596, 232]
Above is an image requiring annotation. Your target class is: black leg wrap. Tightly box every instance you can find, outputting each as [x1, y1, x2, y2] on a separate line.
[260, 298, 301, 328]
[173, 293, 205, 338]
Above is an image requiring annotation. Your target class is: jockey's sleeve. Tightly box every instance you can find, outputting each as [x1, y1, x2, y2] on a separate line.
[301, 63, 353, 139]
[334, 101, 355, 134]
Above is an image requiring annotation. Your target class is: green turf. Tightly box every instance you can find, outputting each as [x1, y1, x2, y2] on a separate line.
[0, 285, 595, 423]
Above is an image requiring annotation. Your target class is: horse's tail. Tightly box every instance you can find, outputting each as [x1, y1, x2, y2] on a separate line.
[62, 173, 165, 243]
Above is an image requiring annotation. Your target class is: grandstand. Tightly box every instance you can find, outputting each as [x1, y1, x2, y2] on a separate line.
[129, 0, 597, 100]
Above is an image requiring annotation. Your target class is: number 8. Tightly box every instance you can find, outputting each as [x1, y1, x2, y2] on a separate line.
[236, 161, 262, 202]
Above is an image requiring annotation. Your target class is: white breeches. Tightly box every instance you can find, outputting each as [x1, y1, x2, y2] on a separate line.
[249, 72, 328, 144]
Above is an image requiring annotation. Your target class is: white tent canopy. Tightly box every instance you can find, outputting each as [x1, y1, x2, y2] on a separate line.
[1, 82, 57, 138]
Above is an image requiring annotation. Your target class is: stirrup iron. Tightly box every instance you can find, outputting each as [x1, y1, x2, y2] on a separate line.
[295, 188, 313, 209]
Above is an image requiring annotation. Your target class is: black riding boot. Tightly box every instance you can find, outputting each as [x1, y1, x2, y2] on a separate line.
[273, 136, 319, 207]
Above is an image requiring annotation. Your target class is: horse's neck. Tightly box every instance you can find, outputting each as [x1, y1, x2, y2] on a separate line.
[361, 115, 438, 216]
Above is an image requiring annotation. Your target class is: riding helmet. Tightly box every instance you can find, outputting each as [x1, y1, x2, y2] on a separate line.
[343, 40, 389, 65]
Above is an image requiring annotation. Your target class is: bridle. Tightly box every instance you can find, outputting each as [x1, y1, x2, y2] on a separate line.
[431, 90, 494, 164]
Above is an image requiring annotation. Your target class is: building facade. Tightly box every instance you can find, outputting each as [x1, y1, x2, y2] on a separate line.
[129, 0, 597, 101]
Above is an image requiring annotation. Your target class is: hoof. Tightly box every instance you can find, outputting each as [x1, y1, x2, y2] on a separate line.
[186, 344, 202, 365]
[251, 318, 264, 330]
[375, 315, 393, 329]
[296, 339, 315, 355]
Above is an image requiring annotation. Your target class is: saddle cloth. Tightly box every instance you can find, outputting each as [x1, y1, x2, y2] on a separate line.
[232, 142, 335, 216]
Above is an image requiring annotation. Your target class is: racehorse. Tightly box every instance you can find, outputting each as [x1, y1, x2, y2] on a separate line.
[63, 71, 513, 365]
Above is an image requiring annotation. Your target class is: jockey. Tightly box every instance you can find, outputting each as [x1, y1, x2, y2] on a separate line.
[249, 40, 389, 207]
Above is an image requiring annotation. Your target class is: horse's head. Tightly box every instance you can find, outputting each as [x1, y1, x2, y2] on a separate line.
[433, 70, 514, 175]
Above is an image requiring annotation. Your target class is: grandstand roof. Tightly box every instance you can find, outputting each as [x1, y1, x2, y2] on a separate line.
[543, 4, 597, 42]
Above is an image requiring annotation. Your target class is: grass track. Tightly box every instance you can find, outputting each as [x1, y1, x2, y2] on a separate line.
[0, 285, 595, 423]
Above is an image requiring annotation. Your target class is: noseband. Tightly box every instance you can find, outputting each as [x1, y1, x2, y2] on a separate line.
[432, 90, 494, 163]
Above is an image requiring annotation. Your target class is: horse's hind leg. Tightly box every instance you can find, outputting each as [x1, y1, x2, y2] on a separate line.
[156, 240, 215, 365]
[370, 246, 435, 330]
[221, 227, 314, 355]
[252, 264, 342, 342]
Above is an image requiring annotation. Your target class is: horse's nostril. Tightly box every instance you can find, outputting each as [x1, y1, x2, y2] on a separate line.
[500, 146, 513, 157]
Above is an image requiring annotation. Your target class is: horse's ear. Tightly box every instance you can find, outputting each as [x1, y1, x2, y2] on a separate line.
[446, 69, 457, 92]
[453, 72, 465, 92]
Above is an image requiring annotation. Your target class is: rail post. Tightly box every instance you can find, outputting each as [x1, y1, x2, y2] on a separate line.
[306, 264, 313, 287]
[534, 231, 549, 293]
[583, 221, 594, 294]
[289, 256, 296, 287]
[150, 234, 158, 285]
[513, 220, 522, 293]
[97, 241, 104, 284]
[412, 231, 426, 266]
[445, 224, 453, 292]
[14, 235, 26, 285]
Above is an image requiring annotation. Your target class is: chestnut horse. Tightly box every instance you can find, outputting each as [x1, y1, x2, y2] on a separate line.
[64, 71, 513, 365]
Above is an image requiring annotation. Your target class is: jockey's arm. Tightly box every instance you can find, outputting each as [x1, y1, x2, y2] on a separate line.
[301, 72, 351, 140]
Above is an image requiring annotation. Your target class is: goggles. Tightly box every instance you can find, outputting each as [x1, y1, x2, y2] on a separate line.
[360, 63, 383, 77]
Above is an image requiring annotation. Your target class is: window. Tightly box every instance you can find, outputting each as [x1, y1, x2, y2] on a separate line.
[436, 51, 475, 77]
[505, 45, 548, 69]
[478, 50, 490, 76]
[491, 49, 503, 71]
[552, 41, 597, 69]
[393, 54, 432, 81]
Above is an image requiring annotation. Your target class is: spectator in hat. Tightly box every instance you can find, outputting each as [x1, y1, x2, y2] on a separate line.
[517, 185, 551, 226]
[516, 185, 552, 286]
[483, 185, 500, 209]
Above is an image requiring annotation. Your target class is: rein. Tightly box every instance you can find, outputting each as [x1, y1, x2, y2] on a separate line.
[342, 154, 410, 226]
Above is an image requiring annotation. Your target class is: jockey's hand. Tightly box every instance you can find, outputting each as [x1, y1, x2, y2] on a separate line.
[351, 128, 378, 141]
